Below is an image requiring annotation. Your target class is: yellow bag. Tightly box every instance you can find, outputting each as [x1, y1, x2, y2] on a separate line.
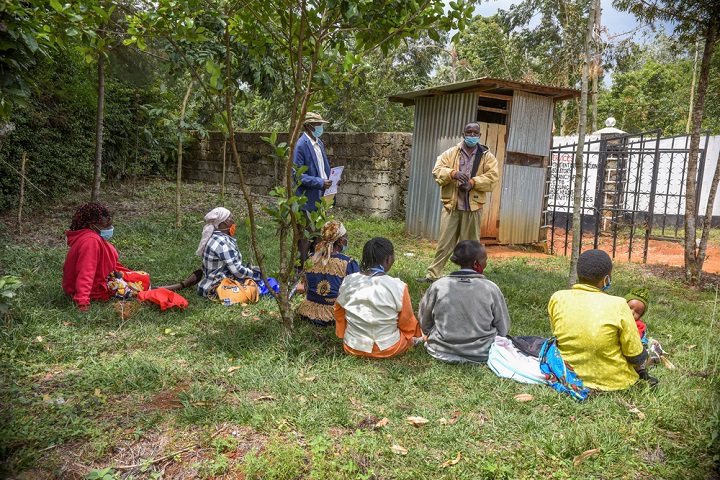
[211, 278, 259, 305]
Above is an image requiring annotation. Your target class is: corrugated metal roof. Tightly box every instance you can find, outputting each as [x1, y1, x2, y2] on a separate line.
[389, 77, 580, 105]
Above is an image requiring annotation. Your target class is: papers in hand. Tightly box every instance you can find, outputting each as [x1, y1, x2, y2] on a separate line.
[324, 166, 344, 196]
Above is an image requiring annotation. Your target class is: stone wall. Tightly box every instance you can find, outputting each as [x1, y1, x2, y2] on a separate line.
[184, 131, 413, 218]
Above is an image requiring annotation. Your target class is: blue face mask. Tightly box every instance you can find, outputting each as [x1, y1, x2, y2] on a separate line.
[340, 243, 348, 254]
[464, 136, 480, 147]
[601, 275, 611, 292]
[98, 226, 114, 240]
[313, 125, 324, 138]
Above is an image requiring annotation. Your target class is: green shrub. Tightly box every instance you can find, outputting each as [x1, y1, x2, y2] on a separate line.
[0, 47, 176, 212]
[0, 275, 22, 317]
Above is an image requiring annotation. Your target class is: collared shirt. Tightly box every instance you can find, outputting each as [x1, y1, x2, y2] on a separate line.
[304, 132, 327, 179]
[548, 283, 644, 391]
[457, 144, 477, 211]
[197, 231, 260, 297]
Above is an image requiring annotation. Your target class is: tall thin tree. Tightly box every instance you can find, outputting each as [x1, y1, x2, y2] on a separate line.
[614, 0, 719, 284]
[568, 0, 600, 286]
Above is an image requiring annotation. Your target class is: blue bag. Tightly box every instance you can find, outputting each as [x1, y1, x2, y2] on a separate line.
[256, 277, 280, 295]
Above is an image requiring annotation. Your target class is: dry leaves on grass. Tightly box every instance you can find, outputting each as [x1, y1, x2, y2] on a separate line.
[375, 417, 390, 428]
[628, 407, 645, 420]
[300, 374, 317, 382]
[390, 444, 408, 455]
[247, 392, 277, 402]
[439, 452, 461, 468]
[573, 448, 600, 466]
[622, 400, 645, 420]
[113, 300, 140, 320]
[514, 394, 534, 402]
[226, 366, 242, 374]
[407, 416, 429, 427]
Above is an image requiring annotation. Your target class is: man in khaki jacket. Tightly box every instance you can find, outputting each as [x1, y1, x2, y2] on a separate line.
[419, 122, 499, 282]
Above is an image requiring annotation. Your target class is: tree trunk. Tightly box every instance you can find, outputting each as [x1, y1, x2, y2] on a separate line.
[176, 77, 194, 228]
[591, 64, 598, 133]
[17, 151, 26, 231]
[686, 43, 699, 135]
[559, 103, 567, 136]
[90, 53, 105, 203]
[697, 149, 720, 272]
[568, 0, 598, 287]
[684, 19, 717, 284]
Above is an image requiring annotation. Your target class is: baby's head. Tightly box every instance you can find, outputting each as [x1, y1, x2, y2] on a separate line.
[624, 288, 649, 321]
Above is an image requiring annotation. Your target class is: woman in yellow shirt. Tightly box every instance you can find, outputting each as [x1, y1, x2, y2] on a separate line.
[548, 249, 648, 391]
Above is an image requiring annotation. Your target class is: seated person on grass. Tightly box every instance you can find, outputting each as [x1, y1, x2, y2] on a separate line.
[418, 240, 510, 364]
[334, 237, 423, 358]
[625, 288, 660, 384]
[62, 203, 150, 310]
[297, 220, 359, 327]
[195, 207, 262, 305]
[548, 249, 651, 391]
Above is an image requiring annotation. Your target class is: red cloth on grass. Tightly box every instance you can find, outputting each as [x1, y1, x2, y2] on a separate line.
[62, 228, 127, 307]
[137, 288, 188, 310]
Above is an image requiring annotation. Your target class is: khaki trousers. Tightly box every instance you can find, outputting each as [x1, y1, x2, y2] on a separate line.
[427, 207, 483, 280]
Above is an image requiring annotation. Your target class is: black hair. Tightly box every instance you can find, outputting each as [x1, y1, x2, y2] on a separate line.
[464, 122, 480, 132]
[361, 237, 394, 271]
[576, 249, 613, 284]
[69, 203, 111, 231]
[450, 240, 486, 267]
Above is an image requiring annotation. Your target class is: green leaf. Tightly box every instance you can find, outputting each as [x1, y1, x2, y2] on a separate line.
[49, 0, 63, 12]
[21, 33, 39, 53]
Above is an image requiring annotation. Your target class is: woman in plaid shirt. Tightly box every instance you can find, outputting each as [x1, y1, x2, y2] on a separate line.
[195, 207, 261, 300]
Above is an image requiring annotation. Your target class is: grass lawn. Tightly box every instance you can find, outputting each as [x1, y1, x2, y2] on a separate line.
[1, 180, 719, 479]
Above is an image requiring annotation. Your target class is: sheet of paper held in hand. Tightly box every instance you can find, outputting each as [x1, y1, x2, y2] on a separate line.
[324, 166, 344, 196]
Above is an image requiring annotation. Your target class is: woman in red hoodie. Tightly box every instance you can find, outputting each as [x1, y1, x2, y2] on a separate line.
[62, 203, 135, 310]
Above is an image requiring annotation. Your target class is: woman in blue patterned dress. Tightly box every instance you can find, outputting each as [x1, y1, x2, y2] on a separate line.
[297, 220, 359, 326]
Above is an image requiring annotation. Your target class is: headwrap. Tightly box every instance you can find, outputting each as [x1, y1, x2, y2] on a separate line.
[195, 207, 232, 256]
[69, 203, 111, 231]
[311, 220, 347, 266]
[624, 287, 649, 315]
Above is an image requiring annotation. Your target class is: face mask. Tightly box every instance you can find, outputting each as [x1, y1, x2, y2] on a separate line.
[601, 275, 611, 292]
[473, 262, 484, 274]
[313, 125, 324, 138]
[228, 223, 236, 237]
[340, 243, 348, 254]
[98, 226, 114, 240]
[464, 136, 480, 147]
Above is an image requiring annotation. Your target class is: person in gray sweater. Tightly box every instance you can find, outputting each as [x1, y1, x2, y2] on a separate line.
[418, 240, 511, 364]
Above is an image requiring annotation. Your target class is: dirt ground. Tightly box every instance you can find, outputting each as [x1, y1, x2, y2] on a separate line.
[484, 229, 720, 276]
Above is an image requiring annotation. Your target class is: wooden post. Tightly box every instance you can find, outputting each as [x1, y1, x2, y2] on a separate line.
[176, 77, 194, 228]
[17, 152, 26, 231]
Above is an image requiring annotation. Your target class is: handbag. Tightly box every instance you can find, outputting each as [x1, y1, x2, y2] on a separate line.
[212, 278, 259, 305]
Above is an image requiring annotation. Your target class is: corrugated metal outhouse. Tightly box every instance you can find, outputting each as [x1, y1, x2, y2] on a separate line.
[389, 77, 580, 244]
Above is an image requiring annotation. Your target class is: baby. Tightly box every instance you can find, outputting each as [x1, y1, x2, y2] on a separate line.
[625, 288, 661, 385]
[625, 287, 650, 346]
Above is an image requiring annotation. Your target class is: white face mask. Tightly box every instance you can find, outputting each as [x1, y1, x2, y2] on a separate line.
[98, 225, 114, 240]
